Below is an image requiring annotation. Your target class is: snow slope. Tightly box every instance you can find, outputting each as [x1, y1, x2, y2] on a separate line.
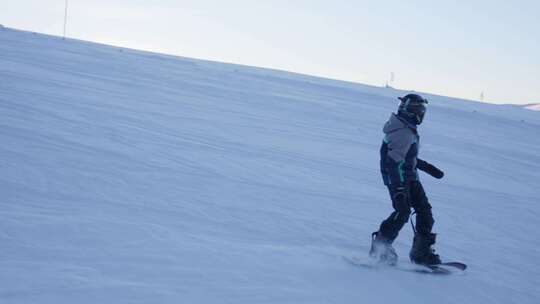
[1, 27, 540, 304]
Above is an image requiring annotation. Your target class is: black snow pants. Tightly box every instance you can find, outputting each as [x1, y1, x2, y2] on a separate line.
[378, 181, 434, 241]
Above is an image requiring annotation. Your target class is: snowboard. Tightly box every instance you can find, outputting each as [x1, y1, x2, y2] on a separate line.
[343, 256, 467, 275]
[410, 261, 467, 275]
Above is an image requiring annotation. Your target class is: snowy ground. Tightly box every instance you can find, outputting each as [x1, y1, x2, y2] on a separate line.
[1, 27, 540, 304]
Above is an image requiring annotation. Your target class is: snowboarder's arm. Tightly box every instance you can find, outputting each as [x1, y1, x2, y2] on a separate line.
[417, 158, 444, 179]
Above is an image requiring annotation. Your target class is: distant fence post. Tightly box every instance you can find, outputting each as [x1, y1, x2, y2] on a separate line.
[63, 0, 68, 39]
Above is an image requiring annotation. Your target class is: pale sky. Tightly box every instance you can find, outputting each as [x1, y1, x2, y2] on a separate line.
[2, 0, 539, 104]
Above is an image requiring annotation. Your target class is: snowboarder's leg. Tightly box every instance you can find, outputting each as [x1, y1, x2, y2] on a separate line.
[370, 188, 410, 264]
[408, 181, 441, 265]
[378, 187, 411, 241]
[409, 181, 434, 235]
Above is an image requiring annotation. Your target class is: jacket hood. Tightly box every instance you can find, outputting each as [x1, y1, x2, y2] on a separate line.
[383, 113, 417, 134]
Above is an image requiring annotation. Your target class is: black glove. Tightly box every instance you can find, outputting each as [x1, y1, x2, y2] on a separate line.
[417, 159, 444, 179]
[391, 186, 410, 211]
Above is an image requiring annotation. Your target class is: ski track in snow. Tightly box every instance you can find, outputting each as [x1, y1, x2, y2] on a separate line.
[1, 27, 540, 304]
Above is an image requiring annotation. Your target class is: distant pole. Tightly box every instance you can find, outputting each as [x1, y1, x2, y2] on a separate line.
[480, 91, 484, 101]
[63, 0, 68, 39]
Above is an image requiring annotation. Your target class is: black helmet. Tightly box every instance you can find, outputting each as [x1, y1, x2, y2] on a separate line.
[398, 94, 428, 125]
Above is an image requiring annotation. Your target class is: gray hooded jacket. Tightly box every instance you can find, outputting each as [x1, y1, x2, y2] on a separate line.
[379, 113, 420, 187]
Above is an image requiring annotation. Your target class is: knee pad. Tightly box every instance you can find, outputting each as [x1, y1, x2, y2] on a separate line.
[393, 198, 411, 215]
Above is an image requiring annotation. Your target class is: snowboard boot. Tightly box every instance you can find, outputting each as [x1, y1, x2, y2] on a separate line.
[369, 231, 398, 266]
[409, 232, 441, 266]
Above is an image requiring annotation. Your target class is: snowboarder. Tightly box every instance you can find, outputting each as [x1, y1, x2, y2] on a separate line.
[370, 93, 445, 266]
